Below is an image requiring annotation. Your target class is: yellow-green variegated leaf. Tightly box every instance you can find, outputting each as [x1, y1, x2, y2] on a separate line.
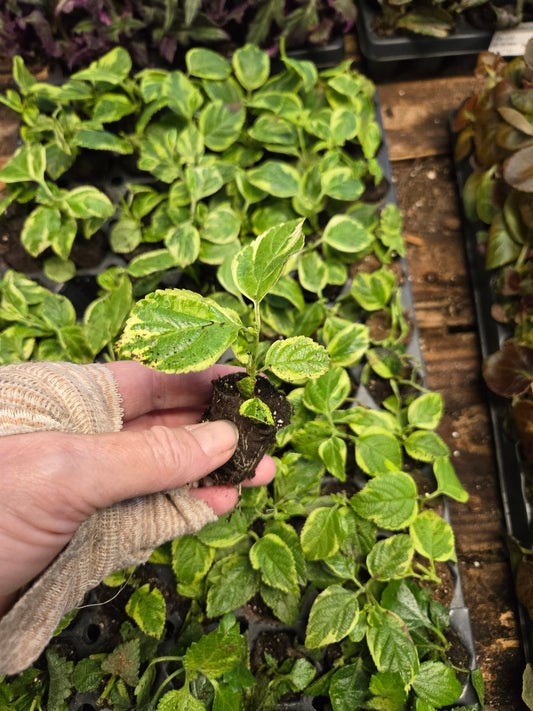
[264, 336, 331, 383]
[117, 289, 243, 372]
[232, 219, 304, 304]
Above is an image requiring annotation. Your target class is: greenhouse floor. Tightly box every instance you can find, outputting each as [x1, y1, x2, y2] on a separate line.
[0, 51, 527, 709]
[375, 67, 526, 710]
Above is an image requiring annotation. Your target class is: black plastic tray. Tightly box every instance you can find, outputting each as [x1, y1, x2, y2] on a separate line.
[452, 137, 533, 665]
[355, 0, 493, 79]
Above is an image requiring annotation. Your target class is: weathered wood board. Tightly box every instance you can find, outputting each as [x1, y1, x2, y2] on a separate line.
[379, 74, 527, 708]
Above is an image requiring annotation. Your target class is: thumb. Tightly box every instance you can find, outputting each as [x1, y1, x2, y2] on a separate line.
[58, 419, 239, 511]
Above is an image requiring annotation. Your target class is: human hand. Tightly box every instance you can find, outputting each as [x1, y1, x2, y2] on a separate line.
[0, 360, 276, 618]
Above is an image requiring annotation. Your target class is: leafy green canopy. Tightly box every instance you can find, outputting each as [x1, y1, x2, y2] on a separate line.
[0, 44, 385, 286]
[0, 44, 479, 711]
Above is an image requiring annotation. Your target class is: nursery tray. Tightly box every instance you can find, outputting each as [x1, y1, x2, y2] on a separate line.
[355, 0, 493, 80]
[0, 90, 480, 709]
[48, 99, 480, 711]
[452, 138, 533, 664]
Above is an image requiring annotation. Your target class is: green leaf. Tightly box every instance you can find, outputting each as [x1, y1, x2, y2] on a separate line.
[322, 214, 374, 253]
[240, 397, 274, 425]
[407, 392, 443, 430]
[138, 125, 181, 183]
[351, 267, 396, 311]
[163, 71, 204, 118]
[369, 670, 408, 709]
[233, 44, 270, 91]
[171, 534, 215, 585]
[43, 256, 76, 283]
[305, 585, 359, 648]
[206, 554, 260, 616]
[200, 101, 246, 151]
[486, 212, 522, 269]
[157, 688, 204, 711]
[433, 456, 469, 502]
[184, 613, 246, 679]
[62, 186, 115, 219]
[92, 92, 137, 123]
[352, 472, 418, 530]
[331, 108, 358, 144]
[301, 506, 345, 560]
[264, 336, 331, 383]
[75, 128, 133, 154]
[125, 584, 166, 639]
[249, 533, 298, 592]
[282, 54, 318, 92]
[202, 204, 241, 244]
[261, 583, 300, 625]
[232, 219, 304, 303]
[164, 222, 201, 267]
[325, 321, 370, 367]
[404, 430, 449, 462]
[110, 216, 142, 253]
[126, 248, 179, 277]
[322, 166, 364, 201]
[328, 660, 370, 710]
[186, 47, 231, 79]
[46, 649, 73, 711]
[21, 205, 61, 257]
[366, 606, 419, 684]
[73, 657, 105, 693]
[355, 428, 403, 475]
[367, 534, 414, 580]
[13, 55, 36, 93]
[303, 366, 351, 413]
[412, 661, 462, 706]
[409, 510, 456, 563]
[0, 143, 46, 184]
[297, 250, 328, 294]
[247, 160, 301, 197]
[197, 511, 249, 548]
[380, 579, 433, 631]
[72, 46, 132, 84]
[319, 436, 347, 481]
[117, 289, 242, 373]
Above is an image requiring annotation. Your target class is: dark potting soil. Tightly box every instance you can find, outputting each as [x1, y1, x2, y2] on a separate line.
[203, 372, 292, 486]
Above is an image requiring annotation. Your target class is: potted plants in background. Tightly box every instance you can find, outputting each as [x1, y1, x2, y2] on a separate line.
[354, 0, 532, 80]
[0, 41, 483, 709]
[452, 36, 533, 706]
[0, 0, 356, 73]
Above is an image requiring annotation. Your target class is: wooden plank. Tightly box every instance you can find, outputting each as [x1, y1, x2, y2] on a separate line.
[377, 75, 483, 161]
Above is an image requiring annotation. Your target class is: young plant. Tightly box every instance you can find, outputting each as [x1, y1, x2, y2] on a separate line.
[453, 39, 533, 464]
[117, 218, 331, 483]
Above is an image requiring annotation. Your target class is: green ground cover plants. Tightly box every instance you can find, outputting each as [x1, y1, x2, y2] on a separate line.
[0, 43, 482, 710]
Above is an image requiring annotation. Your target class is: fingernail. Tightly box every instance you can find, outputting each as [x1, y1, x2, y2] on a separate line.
[186, 420, 239, 457]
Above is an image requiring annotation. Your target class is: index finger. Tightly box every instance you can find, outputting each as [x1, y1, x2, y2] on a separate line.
[105, 361, 241, 423]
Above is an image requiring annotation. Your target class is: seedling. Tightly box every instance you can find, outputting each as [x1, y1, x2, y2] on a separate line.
[117, 219, 331, 483]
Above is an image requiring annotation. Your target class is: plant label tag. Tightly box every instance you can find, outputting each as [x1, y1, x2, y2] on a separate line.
[488, 23, 533, 57]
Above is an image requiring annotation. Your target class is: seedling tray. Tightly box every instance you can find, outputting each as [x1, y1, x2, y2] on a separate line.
[452, 141, 533, 664]
[355, 0, 492, 80]
[45, 101, 479, 711]
[0, 71, 480, 706]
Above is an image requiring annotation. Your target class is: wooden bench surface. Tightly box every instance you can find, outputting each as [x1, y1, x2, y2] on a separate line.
[377, 71, 527, 710]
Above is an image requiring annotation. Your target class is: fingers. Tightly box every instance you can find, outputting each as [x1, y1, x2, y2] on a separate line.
[36, 419, 240, 514]
[189, 455, 277, 515]
[105, 361, 242, 423]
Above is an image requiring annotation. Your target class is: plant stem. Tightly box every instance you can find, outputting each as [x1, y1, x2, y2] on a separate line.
[246, 300, 262, 389]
